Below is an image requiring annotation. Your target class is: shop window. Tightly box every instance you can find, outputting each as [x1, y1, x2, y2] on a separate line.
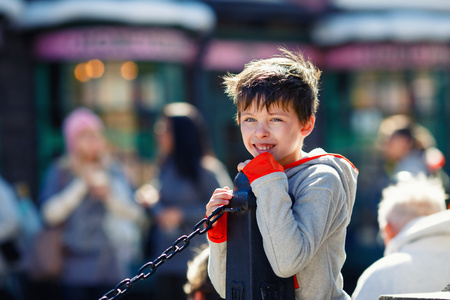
[36, 61, 186, 187]
[321, 68, 446, 177]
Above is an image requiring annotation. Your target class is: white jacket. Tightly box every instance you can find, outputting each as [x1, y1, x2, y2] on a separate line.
[352, 210, 450, 300]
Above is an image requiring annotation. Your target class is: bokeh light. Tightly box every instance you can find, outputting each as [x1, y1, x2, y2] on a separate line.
[121, 61, 138, 80]
[74, 63, 89, 82]
[85, 59, 105, 79]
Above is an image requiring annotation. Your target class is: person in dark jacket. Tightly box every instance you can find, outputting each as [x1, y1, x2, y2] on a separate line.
[136, 102, 232, 300]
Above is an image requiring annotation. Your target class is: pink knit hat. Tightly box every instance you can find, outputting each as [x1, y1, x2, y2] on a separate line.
[63, 107, 104, 153]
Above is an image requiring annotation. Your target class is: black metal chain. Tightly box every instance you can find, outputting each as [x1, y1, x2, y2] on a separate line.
[99, 205, 241, 300]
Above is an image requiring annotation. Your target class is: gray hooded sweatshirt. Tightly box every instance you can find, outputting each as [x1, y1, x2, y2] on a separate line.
[208, 148, 358, 299]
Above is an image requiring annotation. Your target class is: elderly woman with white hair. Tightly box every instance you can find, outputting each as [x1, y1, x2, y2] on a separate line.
[352, 175, 450, 300]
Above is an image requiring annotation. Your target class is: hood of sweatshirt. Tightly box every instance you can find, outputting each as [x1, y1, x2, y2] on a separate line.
[284, 148, 359, 224]
[385, 209, 450, 255]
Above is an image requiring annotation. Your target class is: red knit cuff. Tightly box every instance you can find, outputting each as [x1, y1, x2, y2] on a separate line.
[294, 275, 299, 289]
[242, 153, 284, 184]
[207, 212, 228, 243]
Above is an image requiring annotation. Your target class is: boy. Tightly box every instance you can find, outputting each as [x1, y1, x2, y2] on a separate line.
[205, 48, 358, 299]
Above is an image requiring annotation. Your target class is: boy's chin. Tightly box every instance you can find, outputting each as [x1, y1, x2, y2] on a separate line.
[255, 151, 275, 158]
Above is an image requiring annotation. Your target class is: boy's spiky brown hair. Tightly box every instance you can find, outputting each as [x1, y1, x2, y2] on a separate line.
[223, 48, 322, 124]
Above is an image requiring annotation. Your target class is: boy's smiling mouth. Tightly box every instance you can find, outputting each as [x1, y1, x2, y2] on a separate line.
[254, 144, 275, 151]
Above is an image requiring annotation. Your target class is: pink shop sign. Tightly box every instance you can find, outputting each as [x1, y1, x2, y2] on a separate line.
[326, 43, 450, 70]
[204, 40, 321, 71]
[34, 27, 198, 63]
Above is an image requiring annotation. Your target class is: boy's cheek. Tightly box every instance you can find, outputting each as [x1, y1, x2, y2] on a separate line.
[241, 137, 257, 157]
[242, 143, 255, 157]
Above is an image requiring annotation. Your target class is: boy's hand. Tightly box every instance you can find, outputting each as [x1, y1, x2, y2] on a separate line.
[206, 187, 233, 227]
[237, 160, 252, 172]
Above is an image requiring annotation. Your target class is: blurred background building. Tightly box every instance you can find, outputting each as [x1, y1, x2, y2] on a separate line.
[1, 0, 450, 295]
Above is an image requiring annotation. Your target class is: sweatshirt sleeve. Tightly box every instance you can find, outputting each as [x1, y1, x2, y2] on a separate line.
[243, 153, 349, 278]
[42, 178, 88, 226]
[208, 239, 227, 299]
[207, 212, 228, 243]
[242, 152, 284, 184]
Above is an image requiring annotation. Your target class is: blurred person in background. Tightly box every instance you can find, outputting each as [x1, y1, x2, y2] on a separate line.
[376, 114, 450, 193]
[38, 107, 145, 300]
[378, 115, 434, 177]
[184, 246, 221, 300]
[135, 102, 232, 300]
[352, 175, 450, 300]
[351, 114, 450, 267]
[0, 177, 22, 300]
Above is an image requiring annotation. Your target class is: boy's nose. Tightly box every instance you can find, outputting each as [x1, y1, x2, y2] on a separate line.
[255, 122, 270, 138]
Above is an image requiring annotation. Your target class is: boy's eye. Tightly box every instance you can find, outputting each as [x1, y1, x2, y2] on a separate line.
[243, 117, 256, 122]
[271, 118, 282, 122]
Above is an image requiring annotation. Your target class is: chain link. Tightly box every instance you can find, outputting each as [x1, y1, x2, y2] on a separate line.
[99, 205, 241, 300]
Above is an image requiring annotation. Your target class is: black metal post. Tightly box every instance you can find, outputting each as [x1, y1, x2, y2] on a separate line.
[226, 172, 295, 300]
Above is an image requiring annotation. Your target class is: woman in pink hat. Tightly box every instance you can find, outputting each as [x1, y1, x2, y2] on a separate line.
[38, 107, 144, 300]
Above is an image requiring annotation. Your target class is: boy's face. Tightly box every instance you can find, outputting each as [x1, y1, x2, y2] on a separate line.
[239, 102, 314, 166]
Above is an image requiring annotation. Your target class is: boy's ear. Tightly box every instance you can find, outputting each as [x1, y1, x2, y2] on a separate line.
[300, 116, 315, 137]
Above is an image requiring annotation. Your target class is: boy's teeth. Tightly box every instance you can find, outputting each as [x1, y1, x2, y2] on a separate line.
[256, 145, 273, 150]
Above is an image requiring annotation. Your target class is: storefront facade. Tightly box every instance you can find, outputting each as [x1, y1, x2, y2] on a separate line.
[15, 1, 216, 191]
[1, 0, 450, 296]
[1, 0, 325, 199]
